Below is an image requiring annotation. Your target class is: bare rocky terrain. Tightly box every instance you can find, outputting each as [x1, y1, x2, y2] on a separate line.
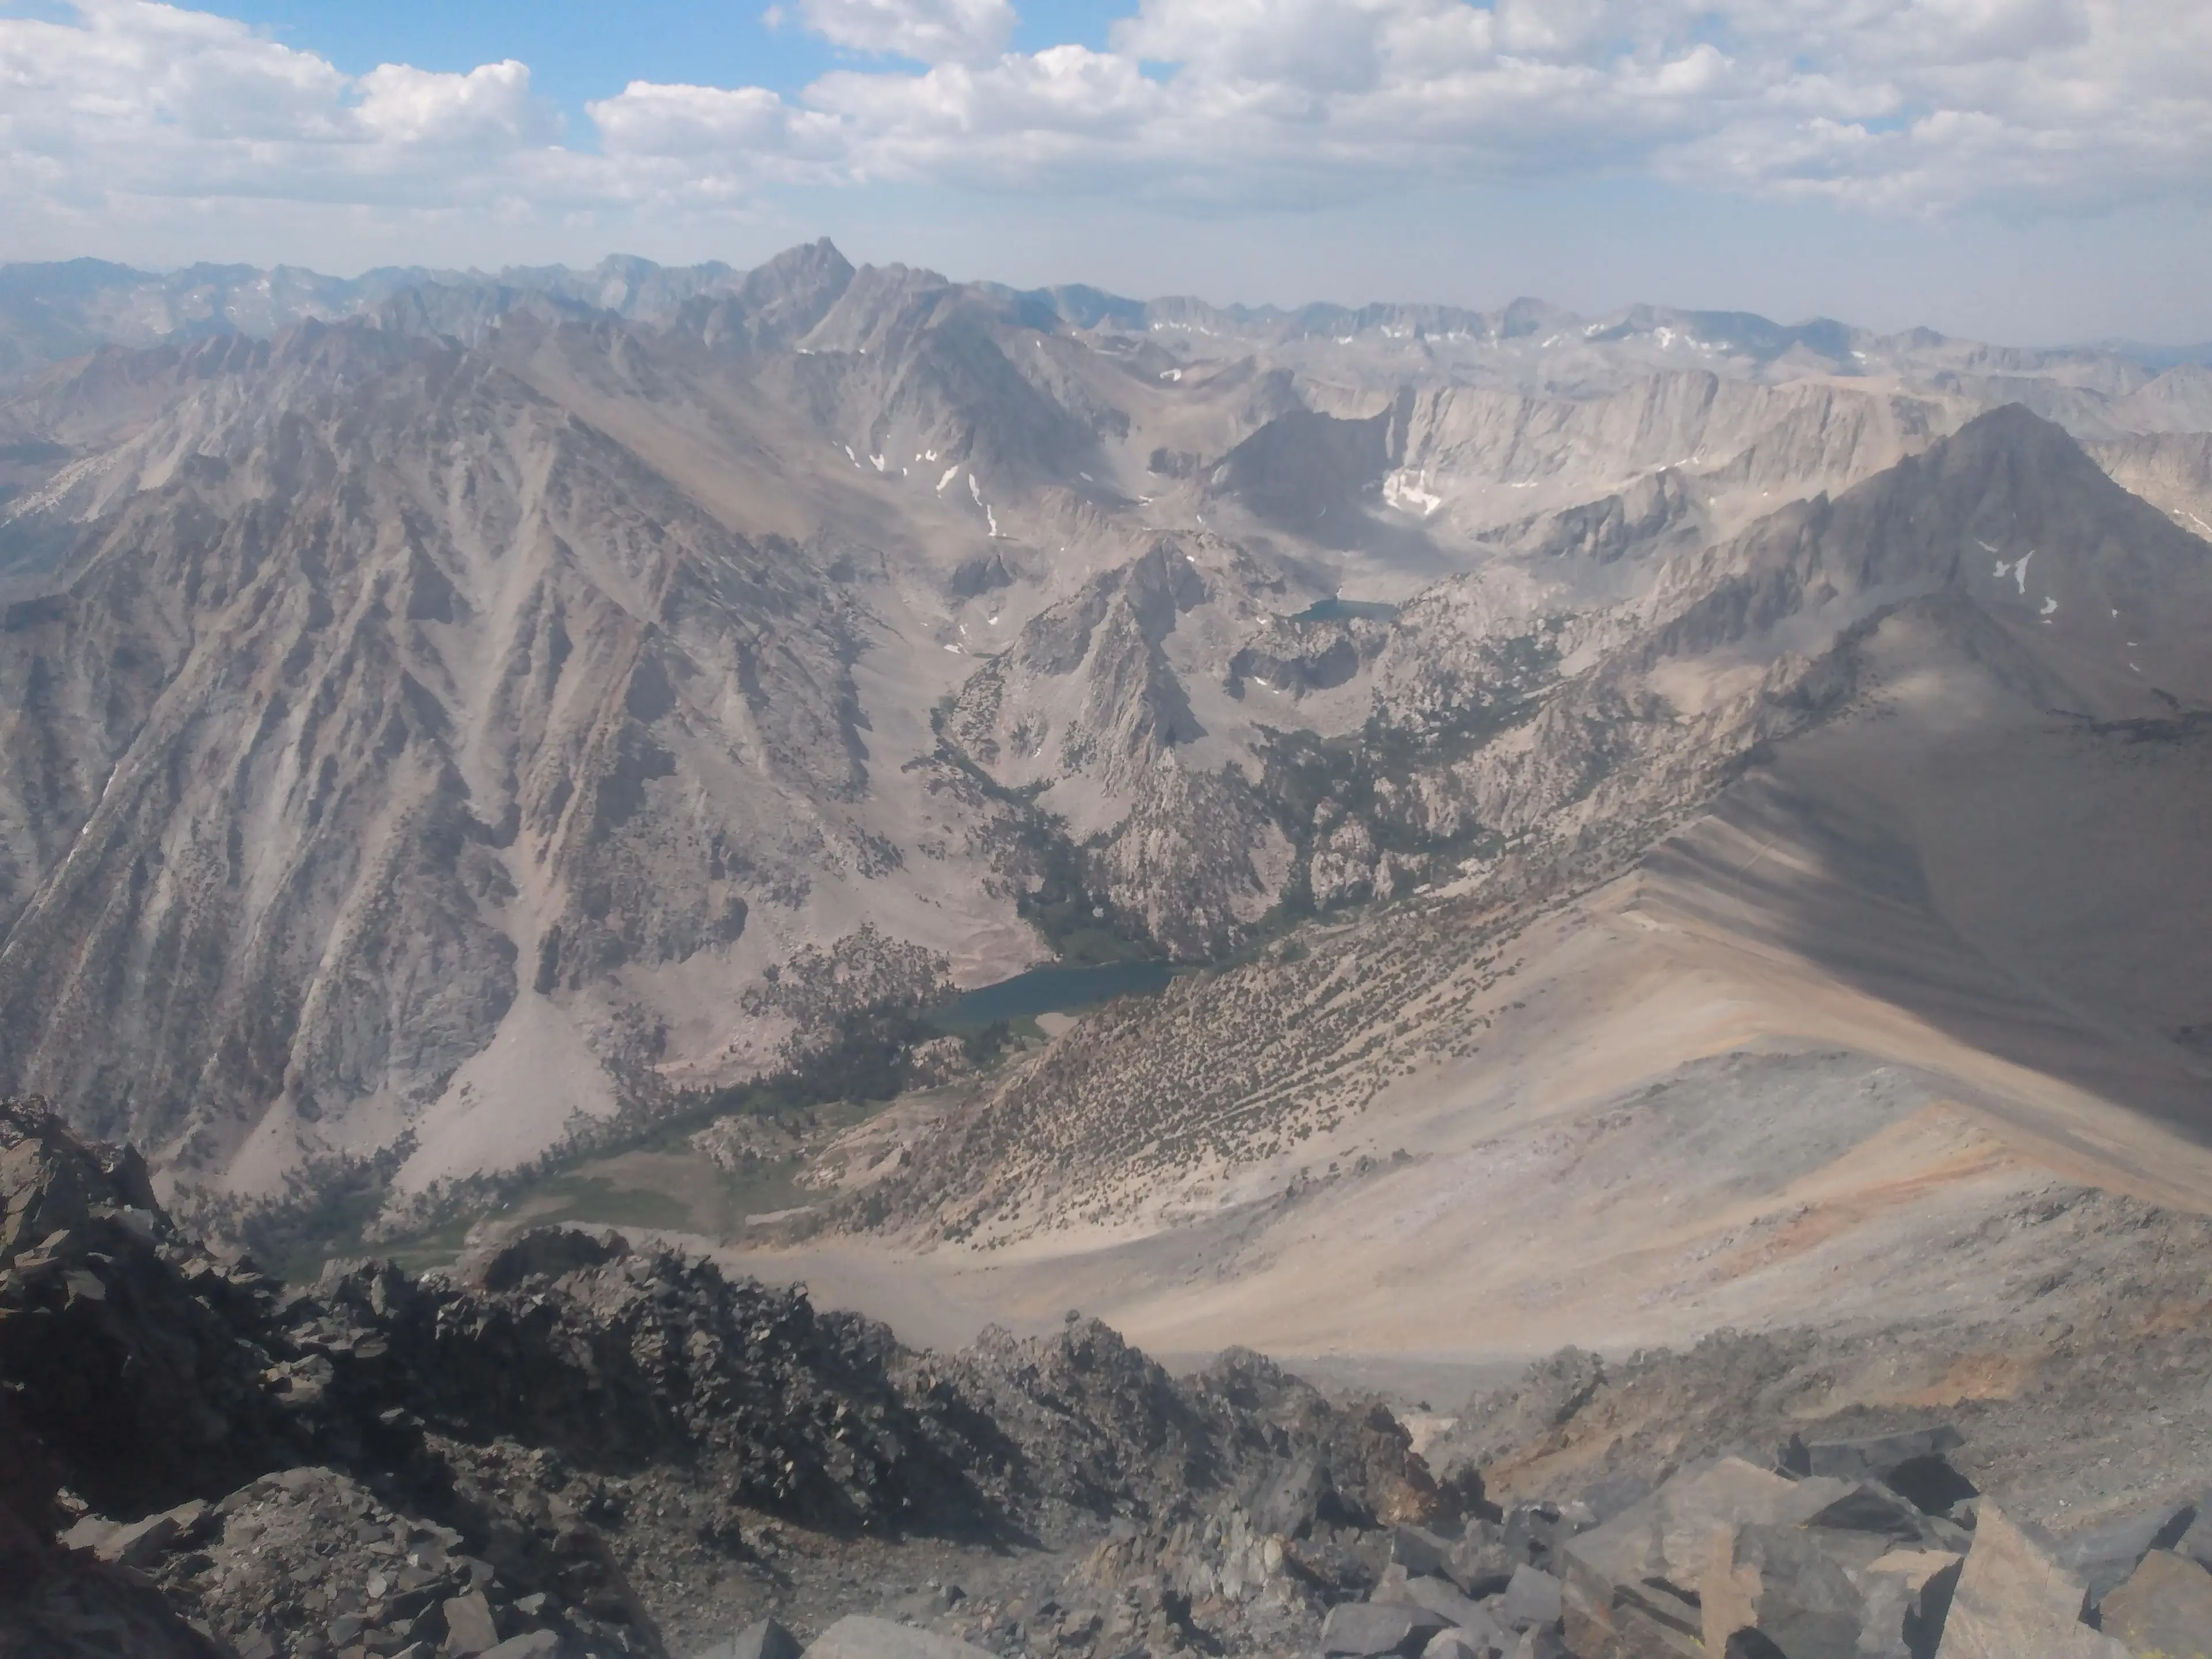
[0, 244, 2207, 1220]
[12, 1094, 2212, 1659]
[3, 247, 2212, 1657]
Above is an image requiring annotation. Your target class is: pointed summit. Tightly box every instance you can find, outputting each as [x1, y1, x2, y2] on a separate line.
[688, 238, 856, 351]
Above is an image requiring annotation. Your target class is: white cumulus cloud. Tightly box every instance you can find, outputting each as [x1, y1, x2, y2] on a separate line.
[355, 60, 559, 149]
[0, 0, 2206, 254]
[791, 0, 1017, 64]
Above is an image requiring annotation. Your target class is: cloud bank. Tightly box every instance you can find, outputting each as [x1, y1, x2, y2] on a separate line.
[1, 0, 2206, 238]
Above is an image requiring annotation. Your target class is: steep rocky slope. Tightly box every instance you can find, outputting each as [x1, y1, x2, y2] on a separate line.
[0, 319, 1033, 1200]
[11, 1099, 2212, 1659]
[0, 1096, 1460, 1658]
[2090, 431, 2212, 539]
[748, 407, 2212, 1376]
[0, 243, 2207, 1218]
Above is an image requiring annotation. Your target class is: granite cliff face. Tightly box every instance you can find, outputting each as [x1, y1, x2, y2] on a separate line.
[0, 320, 976, 1194]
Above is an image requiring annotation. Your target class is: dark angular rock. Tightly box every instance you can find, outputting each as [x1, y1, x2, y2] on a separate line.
[1375, 1563, 1497, 1630]
[0, 1099, 291, 1514]
[1251, 1455, 1332, 1539]
[1782, 1429, 1976, 1515]
[1285, 1532, 1380, 1600]
[1782, 1427, 1963, 1483]
[1799, 1482, 1929, 1542]
[717, 1618, 802, 1659]
[1444, 1519, 1518, 1598]
[1392, 1522, 1456, 1578]
[2053, 1498, 2199, 1609]
[1501, 1502, 1571, 1575]
[459, 1229, 630, 1294]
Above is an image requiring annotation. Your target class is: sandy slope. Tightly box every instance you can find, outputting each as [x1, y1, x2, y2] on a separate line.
[728, 649, 2212, 1366]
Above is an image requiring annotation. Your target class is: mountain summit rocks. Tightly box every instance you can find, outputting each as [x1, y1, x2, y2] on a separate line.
[10, 1100, 2212, 1656]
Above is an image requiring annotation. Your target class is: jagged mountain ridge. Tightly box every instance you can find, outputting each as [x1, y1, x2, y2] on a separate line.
[1, 245, 2199, 414]
[0, 240, 2206, 1209]
[823, 407, 2212, 1338]
[0, 318, 1039, 1194]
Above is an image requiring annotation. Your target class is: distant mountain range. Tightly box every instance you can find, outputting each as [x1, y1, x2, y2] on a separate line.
[0, 240, 2207, 1273]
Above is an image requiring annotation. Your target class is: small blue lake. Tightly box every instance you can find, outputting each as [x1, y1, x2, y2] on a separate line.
[1291, 597, 1400, 624]
[933, 960, 1181, 1028]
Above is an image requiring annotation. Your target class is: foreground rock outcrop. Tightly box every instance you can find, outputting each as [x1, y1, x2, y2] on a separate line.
[7, 1092, 2210, 1659]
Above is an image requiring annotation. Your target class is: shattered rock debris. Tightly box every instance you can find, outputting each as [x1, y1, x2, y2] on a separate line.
[2, 1096, 2205, 1659]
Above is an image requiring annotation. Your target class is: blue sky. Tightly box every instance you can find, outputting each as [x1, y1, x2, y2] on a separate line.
[2, 0, 2209, 344]
[211, 0, 1128, 112]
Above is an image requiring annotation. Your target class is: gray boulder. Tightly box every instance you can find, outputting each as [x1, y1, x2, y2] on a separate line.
[694, 1619, 805, 1659]
[1563, 1456, 1802, 1658]
[1376, 1565, 1500, 1632]
[2052, 1498, 2199, 1609]
[803, 1617, 1000, 1658]
[2099, 1549, 2212, 1659]
[1445, 1519, 1519, 1598]
[1321, 1601, 1452, 1657]
[1797, 1482, 1931, 1543]
[2175, 1502, 2212, 1571]
[1421, 1627, 1506, 1659]
[92, 1512, 179, 1569]
[1700, 1522, 1872, 1659]
[1934, 1503, 2131, 1658]
[1253, 1455, 1334, 1539]
[1499, 1565, 1563, 1631]
[442, 1590, 502, 1657]
[1501, 1502, 1575, 1575]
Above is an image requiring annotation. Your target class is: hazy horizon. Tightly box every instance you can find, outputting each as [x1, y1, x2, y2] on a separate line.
[2, 1, 2209, 347]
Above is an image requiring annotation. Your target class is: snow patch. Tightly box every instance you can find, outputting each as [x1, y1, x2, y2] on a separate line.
[1384, 468, 1444, 517]
[937, 465, 960, 492]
